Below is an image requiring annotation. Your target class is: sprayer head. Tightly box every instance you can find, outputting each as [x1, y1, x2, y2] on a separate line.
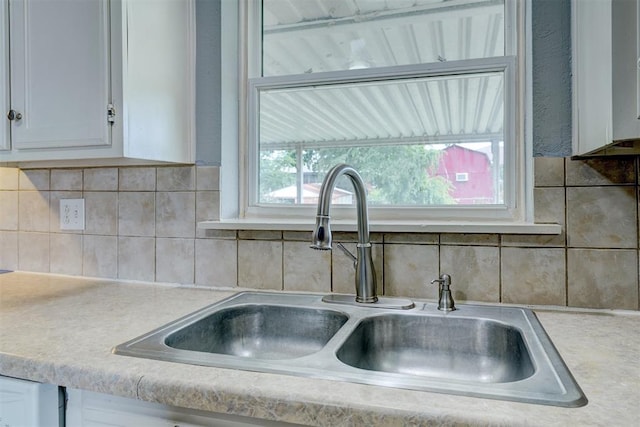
[310, 215, 332, 250]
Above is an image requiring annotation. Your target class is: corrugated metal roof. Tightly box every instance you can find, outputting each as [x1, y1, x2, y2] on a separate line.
[258, 0, 506, 149]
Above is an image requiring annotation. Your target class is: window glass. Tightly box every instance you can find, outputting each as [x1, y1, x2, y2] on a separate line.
[252, 0, 516, 213]
[262, 0, 505, 76]
[258, 71, 505, 206]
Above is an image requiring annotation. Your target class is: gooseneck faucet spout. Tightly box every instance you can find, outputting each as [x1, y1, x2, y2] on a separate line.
[311, 164, 378, 304]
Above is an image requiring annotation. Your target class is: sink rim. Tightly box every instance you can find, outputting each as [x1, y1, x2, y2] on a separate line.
[113, 291, 587, 408]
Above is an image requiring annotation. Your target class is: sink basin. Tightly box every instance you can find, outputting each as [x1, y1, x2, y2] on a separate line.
[336, 314, 534, 383]
[165, 304, 348, 359]
[114, 292, 587, 407]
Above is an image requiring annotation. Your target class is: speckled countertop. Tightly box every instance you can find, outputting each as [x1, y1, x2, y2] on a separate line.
[1, 272, 639, 426]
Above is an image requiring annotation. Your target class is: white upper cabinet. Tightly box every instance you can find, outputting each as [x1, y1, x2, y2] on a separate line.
[0, 0, 195, 167]
[573, 0, 640, 156]
[0, 0, 9, 151]
[9, 0, 111, 151]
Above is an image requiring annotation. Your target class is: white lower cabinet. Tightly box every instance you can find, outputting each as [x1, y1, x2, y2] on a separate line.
[65, 389, 301, 427]
[0, 376, 61, 427]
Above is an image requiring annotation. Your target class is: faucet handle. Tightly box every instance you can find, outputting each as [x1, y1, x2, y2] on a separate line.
[336, 242, 357, 269]
[430, 274, 455, 312]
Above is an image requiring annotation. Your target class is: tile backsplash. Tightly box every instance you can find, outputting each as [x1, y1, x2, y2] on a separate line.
[0, 157, 638, 310]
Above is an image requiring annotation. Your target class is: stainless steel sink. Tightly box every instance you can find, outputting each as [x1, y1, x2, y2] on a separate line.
[165, 305, 348, 359]
[114, 292, 587, 407]
[336, 314, 534, 383]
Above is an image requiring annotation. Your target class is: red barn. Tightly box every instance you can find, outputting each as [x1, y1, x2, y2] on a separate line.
[435, 145, 495, 204]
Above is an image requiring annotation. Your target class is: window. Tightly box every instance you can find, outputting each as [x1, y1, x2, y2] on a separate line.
[238, 0, 529, 223]
[455, 173, 469, 183]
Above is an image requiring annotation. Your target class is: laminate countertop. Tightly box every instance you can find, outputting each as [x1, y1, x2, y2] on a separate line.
[1, 272, 639, 426]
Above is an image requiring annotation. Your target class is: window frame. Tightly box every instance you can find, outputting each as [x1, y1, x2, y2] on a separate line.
[228, 0, 533, 226]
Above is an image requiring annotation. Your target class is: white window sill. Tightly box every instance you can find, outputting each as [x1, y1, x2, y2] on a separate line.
[198, 219, 562, 235]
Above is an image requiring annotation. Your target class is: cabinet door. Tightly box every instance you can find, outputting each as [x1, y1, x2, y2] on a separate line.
[0, 0, 9, 151]
[612, 0, 640, 141]
[9, 0, 110, 150]
[0, 376, 60, 427]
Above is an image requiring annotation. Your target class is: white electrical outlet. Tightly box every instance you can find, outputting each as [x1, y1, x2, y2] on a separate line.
[60, 199, 85, 230]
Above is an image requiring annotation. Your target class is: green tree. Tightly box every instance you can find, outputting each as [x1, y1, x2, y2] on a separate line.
[310, 145, 454, 205]
[259, 150, 296, 202]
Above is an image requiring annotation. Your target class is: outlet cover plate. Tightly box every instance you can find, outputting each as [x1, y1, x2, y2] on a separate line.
[60, 199, 85, 230]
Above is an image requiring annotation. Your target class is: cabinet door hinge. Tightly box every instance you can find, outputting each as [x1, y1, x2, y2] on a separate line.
[107, 104, 116, 124]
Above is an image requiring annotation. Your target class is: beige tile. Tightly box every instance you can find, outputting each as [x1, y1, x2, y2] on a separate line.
[49, 191, 83, 233]
[83, 235, 117, 279]
[0, 167, 19, 190]
[19, 170, 49, 191]
[50, 233, 83, 275]
[534, 186, 565, 224]
[440, 246, 500, 303]
[157, 166, 195, 191]
[383, 244, 439, 299]
[201, 229, 237, 240]
[118, 237, 155, 282]
[332, 232, 383, 243]
[565, 157, 636, 186]
[534, 157, 565, 187]
[118, 192, 155, 237]
[283, 231, 311, 242]
[567, 186, 637, 248]
[18, 191, 50, 232]
[18, 232, 49, 273]
[196, 166, 220, 191]
[0, 191, 18, 230]
[503, 187, 566, 247]
[440, 234, 499, 246]
[156, 192, 195, 238]
[330, 232, 358, 243]
[370, 232, 384, 244]
[237, 240, 282, 290]
[283, 241, 331, 293]
[195, 239, 237, 287]
[51, 169, 82, 191]
[119, 167, 156, 191]
[0, 231, 18, 270]
[156, 238, 194, 284]
[84, 192, 118, 235]
[195, 191, 220, 222]
[332, 242, 383, 295]
[238, 230, 282, 240]
[84, 168, 117, 191]
[383, 233, 439, 244]
[567, 249, 638, 310]
[501, 247, 566, 306]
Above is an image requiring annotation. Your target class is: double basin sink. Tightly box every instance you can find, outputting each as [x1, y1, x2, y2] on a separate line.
[114, 292, 586, 407]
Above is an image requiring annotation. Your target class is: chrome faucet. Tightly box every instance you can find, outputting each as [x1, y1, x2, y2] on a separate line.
[311, 164, 378, 304]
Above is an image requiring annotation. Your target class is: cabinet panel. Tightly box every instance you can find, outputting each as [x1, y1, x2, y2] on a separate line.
[573, 0, 640, 156]
[611, 0, 640, 141]
[9, 0, 110, 150]
[1, 0, 194, 166]
[123, 0, 195, 162]
[1, 0, 9, 151]
[0, 376, 60, 427]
